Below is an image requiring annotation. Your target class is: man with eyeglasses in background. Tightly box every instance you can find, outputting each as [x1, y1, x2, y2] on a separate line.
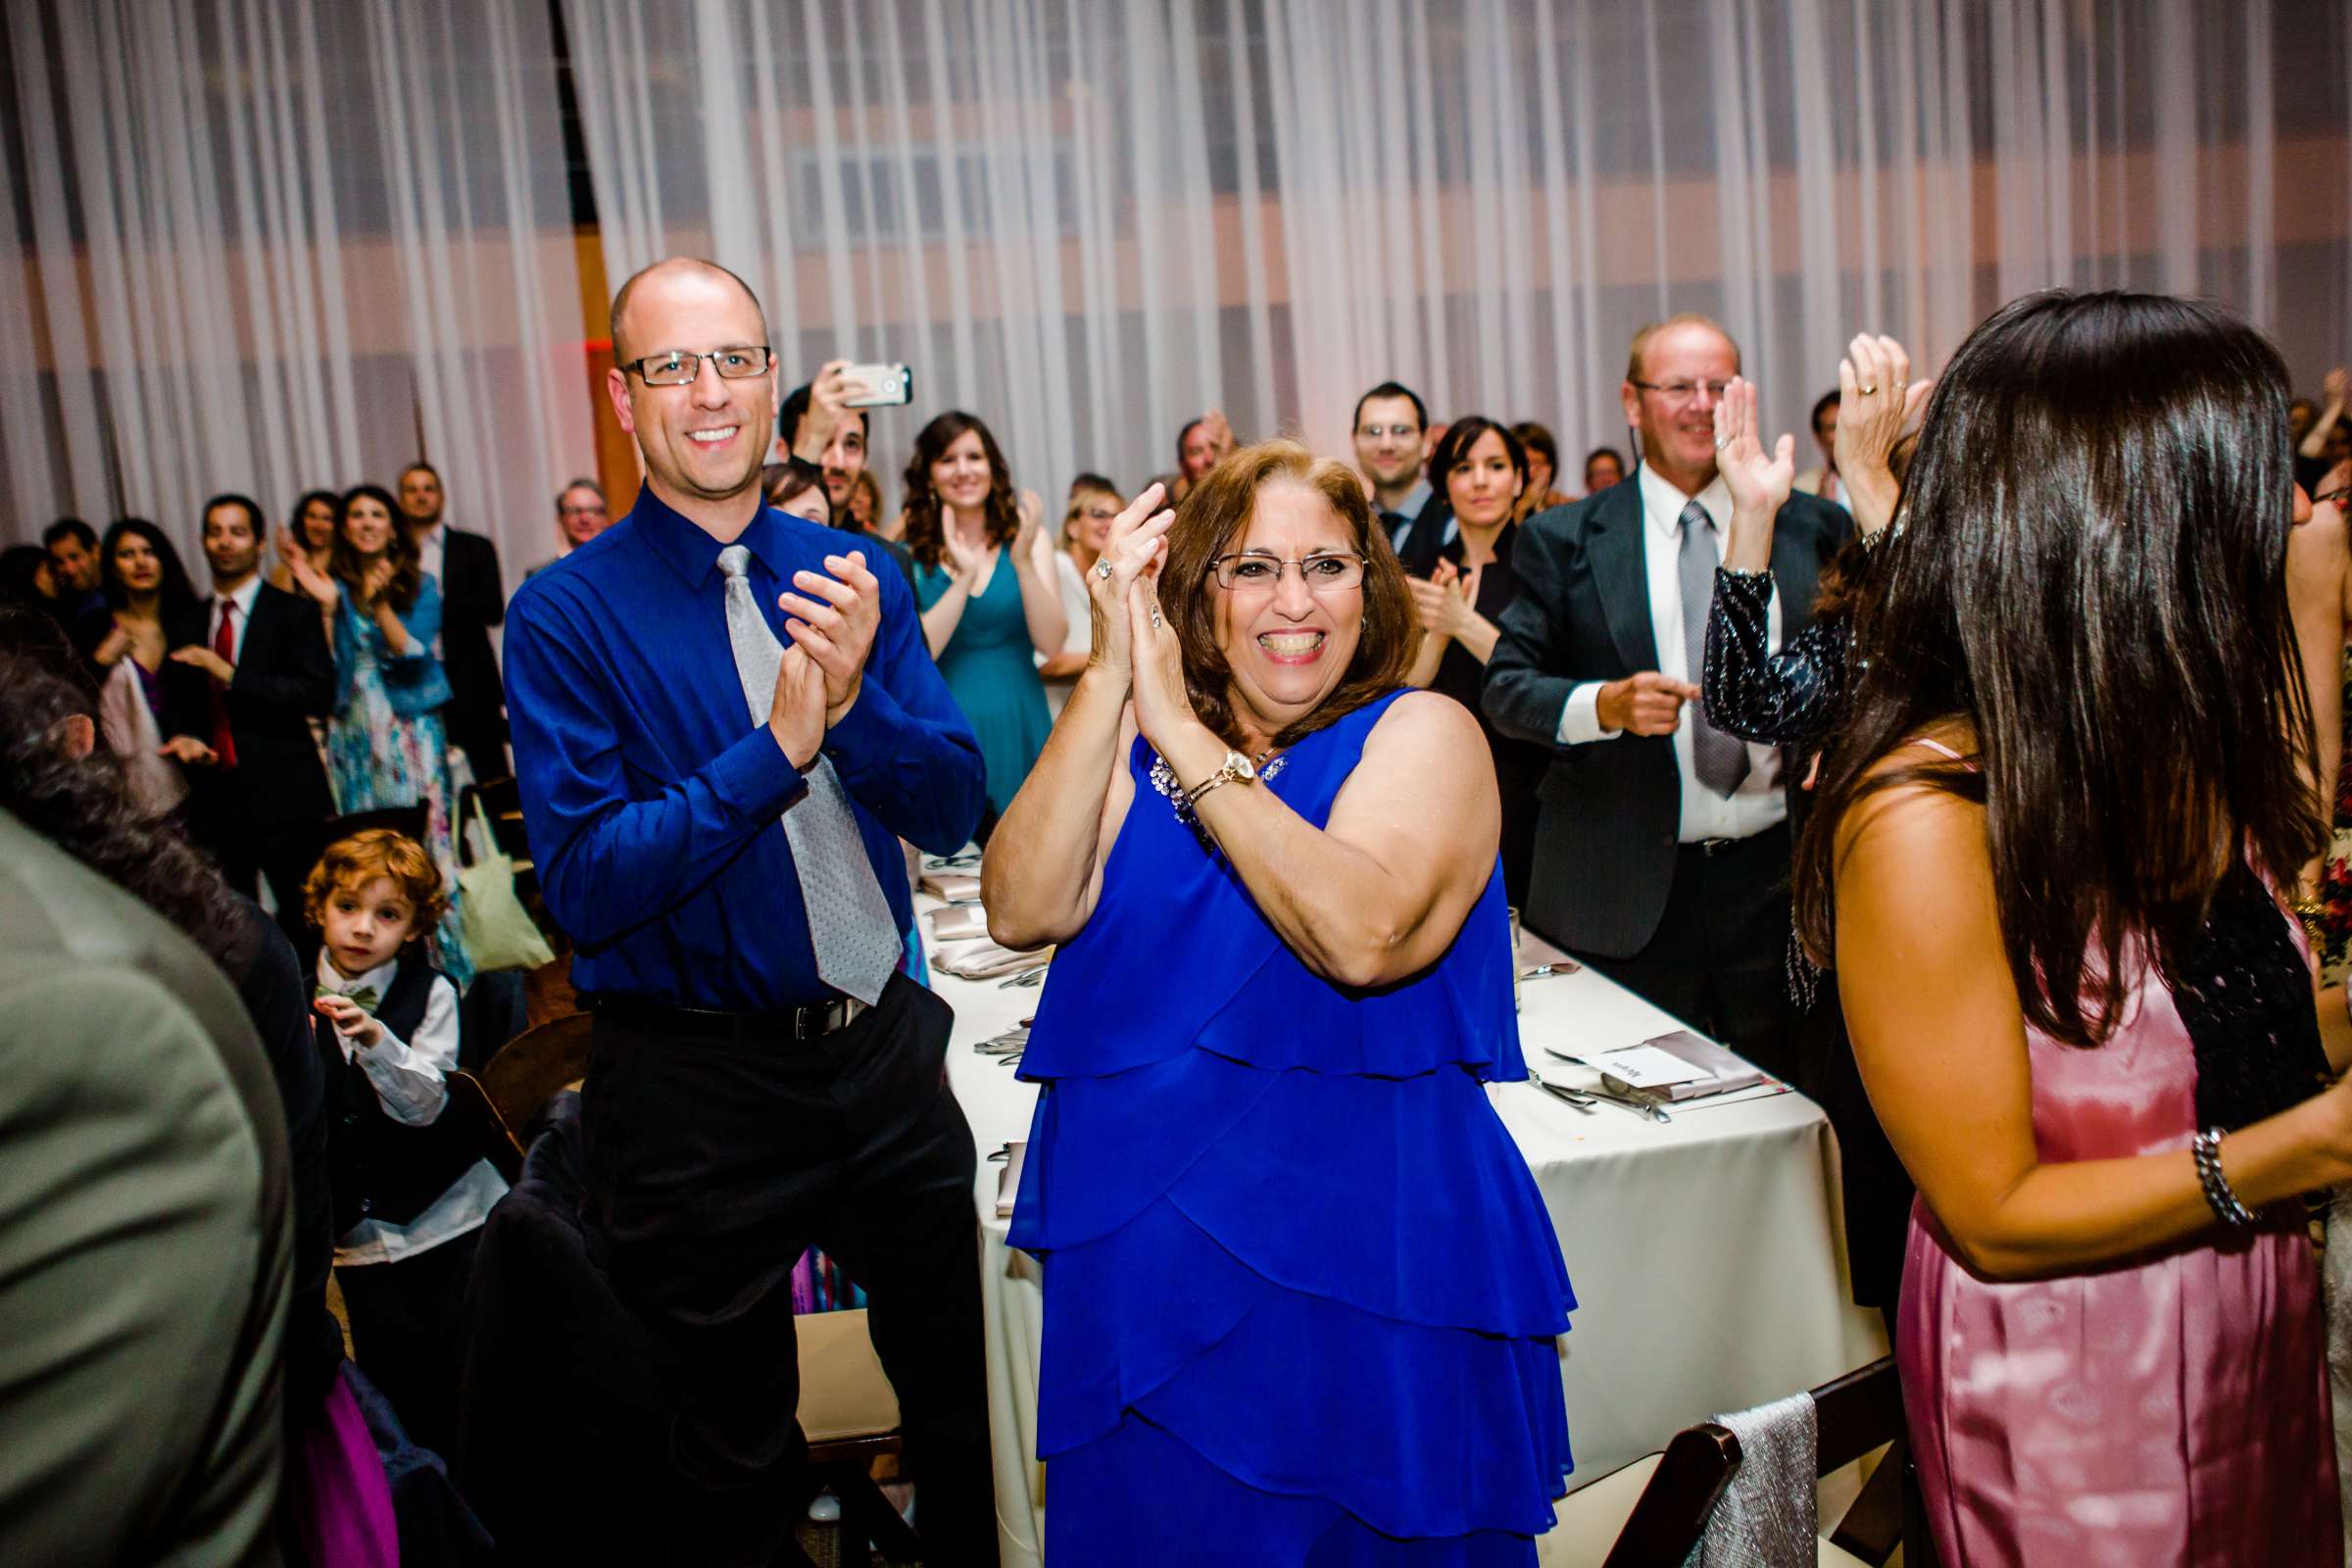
[527, 478, 612, 581]
[1484, 313, 1848, 1084]
[504, 257, 991, 1567]
[1351, 380, 1453, 573]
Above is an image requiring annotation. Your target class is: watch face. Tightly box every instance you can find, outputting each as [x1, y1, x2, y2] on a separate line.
[1229, 751, 1256, 781]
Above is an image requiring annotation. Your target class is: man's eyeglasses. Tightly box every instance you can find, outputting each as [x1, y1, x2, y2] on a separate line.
[2316, 486, 2352, 511]
[1211, 551, 1367, 592]
[622, 346, 773, 387]
[1355, 424, 1422, 442]
[559, 504, 608, 517]
[1631, 378, 1734, 407]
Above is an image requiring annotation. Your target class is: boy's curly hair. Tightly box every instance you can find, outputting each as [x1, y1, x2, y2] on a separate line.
[303, 828, 447, 939]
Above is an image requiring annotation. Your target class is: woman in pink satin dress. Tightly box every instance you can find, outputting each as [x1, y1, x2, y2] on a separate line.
[1781, 290, 2351, 1565]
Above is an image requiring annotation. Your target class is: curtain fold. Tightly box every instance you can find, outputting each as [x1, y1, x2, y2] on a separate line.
[0, 0, 590, 581]
[558, 0, 2349, 506]
[5, 0, 2348, 545]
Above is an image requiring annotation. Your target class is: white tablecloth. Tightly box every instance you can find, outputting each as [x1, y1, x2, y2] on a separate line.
[926, 907, 1886, 1568]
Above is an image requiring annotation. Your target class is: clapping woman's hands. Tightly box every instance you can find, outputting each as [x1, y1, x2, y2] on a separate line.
[1126, 561, 1195, 752]
[1713, 376, 1794, 515]
[1086, 482, 1174, 686]
[1835, 334, 1934, 538]
[941, 523, 991, 583]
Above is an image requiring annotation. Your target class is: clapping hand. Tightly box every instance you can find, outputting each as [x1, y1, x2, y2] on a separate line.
[1712, 376, 1795, 527]
[778, 551, 882, 723]
[360, 560, 394, 605]
[1125, 562, 1194, 752]
[1835, 334, 1934, 538]
[766, 641, 830, 768]
[941, 524, 991, 583]
[1408, 560, 1472, 639]
[277, 530, 338, 607]
[1086, 482, 1174, 684]
[169, 646, 234, 683]
[92, 620, 131, 668]
[159, 734, 220, 766]
[2325, 368, 2349, 409]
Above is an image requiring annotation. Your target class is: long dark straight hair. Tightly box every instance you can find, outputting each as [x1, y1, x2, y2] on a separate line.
[901, 411, 1021, 570]
[1792, 289, 2324, 1048]
[99, 517, 201, 621]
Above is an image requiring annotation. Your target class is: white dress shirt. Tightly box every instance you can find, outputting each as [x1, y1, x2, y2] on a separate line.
[316, 951, 509, 1266]
[415, 521, 449, 661]
[1554, 464, 1788, 843]
[210, 573, 263, 663]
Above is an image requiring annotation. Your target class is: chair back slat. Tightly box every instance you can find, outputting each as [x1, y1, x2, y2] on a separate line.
[1601, 1424, 1739, 1568]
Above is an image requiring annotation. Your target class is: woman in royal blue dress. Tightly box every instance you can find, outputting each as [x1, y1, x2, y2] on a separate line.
[983, 442, 1575, 1564]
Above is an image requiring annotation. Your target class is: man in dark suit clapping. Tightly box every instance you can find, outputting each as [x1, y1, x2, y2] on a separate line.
[164, 493, 336, 941]
[1484, 314, 1849, 1081]
[400, 461, 510, 780]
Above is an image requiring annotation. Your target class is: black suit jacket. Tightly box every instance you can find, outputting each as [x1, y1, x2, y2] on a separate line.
[1481, 477, 1851, 957]
[1387, 489, 1454, 575]
[433, 526, 509, 777]
[164, 584, 336, 825]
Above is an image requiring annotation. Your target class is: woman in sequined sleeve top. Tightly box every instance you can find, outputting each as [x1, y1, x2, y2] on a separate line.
[1702, 334, 1928, 751]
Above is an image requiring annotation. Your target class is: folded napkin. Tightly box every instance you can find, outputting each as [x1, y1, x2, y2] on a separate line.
[1599, 1030, 1768, 1102]
[926, 905, 990, 942]
[920, 870, 981, 902]
[929, 937, 1049, 980]
[995, 1142, 1027, 1219]
[1684, 1391, 1817, 1568]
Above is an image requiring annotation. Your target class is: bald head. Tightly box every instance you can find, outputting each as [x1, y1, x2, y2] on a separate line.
[610, 257, 769, 365]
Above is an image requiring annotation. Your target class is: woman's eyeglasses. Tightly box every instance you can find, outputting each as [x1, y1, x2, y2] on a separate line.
[1211, 551, 1366, 593]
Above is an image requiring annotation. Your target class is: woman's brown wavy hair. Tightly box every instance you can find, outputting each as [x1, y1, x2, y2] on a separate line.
[901, 411, 1020, 570]
[1159, 440, 1417, 752]
[330, 483, 422, 613]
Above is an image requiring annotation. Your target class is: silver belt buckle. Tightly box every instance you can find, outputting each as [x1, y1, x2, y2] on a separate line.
[1700, 836, 1739, 858]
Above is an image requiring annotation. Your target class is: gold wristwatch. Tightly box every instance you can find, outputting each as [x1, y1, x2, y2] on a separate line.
[1184, 750, 1257, 807]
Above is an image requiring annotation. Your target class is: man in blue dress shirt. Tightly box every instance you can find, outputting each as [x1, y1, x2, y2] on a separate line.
[505, 257, 993, 1566]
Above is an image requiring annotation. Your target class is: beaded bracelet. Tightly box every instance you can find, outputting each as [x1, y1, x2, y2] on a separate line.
[2190, 1128, 2256, 1229]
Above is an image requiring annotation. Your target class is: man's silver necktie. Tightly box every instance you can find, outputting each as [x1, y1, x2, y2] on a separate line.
[1677, 501, 1750, 798]
[718, 544, 901, 1004]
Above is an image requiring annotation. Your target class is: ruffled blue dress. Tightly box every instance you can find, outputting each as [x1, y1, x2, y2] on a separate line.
[1009, 691, 1575, 1564]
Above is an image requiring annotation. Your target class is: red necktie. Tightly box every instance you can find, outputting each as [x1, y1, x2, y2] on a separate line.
[210, 599, 238, 768]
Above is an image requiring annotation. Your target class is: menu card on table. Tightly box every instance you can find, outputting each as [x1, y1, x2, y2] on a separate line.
[1597, 1031, 1766, 1102]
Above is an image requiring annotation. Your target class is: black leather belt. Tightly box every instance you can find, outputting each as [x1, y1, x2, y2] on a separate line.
[588, 994, 870, 1044]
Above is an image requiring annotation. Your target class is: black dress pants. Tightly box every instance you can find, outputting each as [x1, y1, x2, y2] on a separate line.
[1572, 822, 1804, 1086]
[582, 974, 997, 1568]
[337, 1227, 481, 1459]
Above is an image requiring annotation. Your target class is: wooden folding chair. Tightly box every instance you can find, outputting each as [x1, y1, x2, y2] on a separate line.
[477, 1012, 593, 1140]
[1548, 1357, 1935, 1567]
[797, 1308, 922, 1563]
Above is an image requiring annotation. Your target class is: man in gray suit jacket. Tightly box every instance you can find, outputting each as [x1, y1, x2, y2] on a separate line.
[1485, 314, 1849, 1081]
[0, 807, 291, 1566]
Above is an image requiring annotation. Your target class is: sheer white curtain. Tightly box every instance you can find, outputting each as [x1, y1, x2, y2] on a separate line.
[564, 0, 2350, 505]
[0, 0, 591, 584]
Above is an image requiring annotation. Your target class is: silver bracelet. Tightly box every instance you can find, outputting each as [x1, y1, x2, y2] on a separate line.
[2190, 1128, 2256, 1229]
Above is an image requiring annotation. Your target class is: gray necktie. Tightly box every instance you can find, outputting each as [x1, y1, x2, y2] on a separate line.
[1677, 500, 1749, 798]
[717, 544, 901, 1004]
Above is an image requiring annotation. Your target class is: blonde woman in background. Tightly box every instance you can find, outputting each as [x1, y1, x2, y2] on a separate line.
[1037, 474, 1120, 715]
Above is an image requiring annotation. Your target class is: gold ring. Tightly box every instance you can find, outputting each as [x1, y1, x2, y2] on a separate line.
[1857, 383, 1880, 396]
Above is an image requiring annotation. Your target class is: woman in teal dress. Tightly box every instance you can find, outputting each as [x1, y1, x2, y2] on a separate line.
[983, 450, 1573, 1564]
[319, 483, 470, 987]
[905, 411, 1065, 834]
